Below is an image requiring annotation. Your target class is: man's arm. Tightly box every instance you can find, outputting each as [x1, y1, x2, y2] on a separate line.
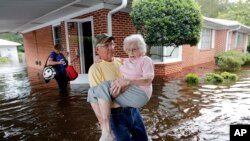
[88, 64, 103, 87]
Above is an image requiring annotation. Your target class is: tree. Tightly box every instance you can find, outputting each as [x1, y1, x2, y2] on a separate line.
[130, 0, 203, 56]
[196, 0, 230, 18]
[217, 0, 250, 51]
[218, 0, 250, 26]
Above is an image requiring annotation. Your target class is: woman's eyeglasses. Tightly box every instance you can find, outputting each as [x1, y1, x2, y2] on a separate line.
[125, 48, 139, 53]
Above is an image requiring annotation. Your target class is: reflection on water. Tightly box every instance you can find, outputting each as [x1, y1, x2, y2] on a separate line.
[0, 66, 250, 141]
[143, 70, 250, 141]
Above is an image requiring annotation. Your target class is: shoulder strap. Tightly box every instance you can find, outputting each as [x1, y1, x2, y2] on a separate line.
[44, 52, 54, 68]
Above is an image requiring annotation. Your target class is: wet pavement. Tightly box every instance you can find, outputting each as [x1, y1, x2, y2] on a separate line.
[0, 65, 250, 141]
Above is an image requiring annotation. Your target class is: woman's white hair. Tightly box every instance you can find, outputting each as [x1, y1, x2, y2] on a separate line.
[123, 34, 147, 55]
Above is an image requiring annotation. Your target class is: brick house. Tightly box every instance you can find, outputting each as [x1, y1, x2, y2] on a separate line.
[1, 0, 250, 77]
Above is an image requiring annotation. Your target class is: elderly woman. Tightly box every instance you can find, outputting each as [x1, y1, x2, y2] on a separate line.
[87, 34, 154, 141]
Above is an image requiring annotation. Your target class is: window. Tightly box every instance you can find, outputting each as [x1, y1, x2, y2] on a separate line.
[236, 32, 243, 48]
[199, 28, 214, 49]
[52, 25, 62, 45]
[150, 45, 182, 63]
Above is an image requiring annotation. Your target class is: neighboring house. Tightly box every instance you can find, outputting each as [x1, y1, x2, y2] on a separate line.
[154, 17, 250, 76]
[0, 39, 21, 64]
[0, 0, 249, 76]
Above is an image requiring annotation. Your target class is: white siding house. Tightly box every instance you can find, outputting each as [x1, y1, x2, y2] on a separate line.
[0, 39, 21, 64]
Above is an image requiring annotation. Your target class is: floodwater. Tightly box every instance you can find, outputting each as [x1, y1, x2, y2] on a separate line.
[0, 65, 250, 141]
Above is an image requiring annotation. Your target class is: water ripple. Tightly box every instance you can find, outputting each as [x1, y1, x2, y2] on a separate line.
[1, 66, 250, 140]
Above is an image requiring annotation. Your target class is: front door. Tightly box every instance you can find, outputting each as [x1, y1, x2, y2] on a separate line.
[78, 21, 93, 73]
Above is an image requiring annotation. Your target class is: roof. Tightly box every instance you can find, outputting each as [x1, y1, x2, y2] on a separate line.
[0, 0, 131, 33]
[0, 39, 21, 46]
[0, 0, 249, 34]
[204, 17, 250, 34]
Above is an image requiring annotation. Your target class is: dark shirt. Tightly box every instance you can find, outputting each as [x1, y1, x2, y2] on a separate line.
[49, 51, 66, 74]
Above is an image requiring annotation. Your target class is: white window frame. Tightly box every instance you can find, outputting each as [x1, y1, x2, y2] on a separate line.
[150, 45, 182, 64]
[198, 28, 215, 49]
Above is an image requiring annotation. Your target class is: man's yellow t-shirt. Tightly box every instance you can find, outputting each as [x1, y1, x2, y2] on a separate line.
[88, 57, 122, 107]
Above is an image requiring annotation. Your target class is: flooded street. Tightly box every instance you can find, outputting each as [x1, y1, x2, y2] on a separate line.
[0, 65, 250, 141]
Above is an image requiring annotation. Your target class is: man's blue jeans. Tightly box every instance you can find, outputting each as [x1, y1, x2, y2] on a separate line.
[110, 107, 148, 141]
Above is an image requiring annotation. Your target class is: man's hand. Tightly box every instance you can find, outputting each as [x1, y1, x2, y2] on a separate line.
[94, 55, 102, 63]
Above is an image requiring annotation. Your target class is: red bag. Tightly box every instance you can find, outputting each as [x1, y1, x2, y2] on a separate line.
[65, 65, 78, 81]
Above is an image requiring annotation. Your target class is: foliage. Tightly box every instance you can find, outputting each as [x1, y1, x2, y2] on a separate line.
[218, 0, 250, 26]
[185, 73, 199, 85]
[205, 73, 224, 84]
[220, 72, 238, 81]
[0, 32, 24, 52]
[215, 51, 245, 71]
[130, 0, 203, 55]
[205, 72, 238, 85]
[196, 0, 230, 18]
[196, 0, 250, 26]
[218, 1, 250, 47]
[217, 56, 242, 71]
[197, 0, 250, 48]
[247, 44, 250, 53]
[243, 52, 250, 65]
[0, 57, 9, 64]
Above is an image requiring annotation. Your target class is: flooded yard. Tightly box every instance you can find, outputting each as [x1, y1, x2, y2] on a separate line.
[0, 65, 250, 141]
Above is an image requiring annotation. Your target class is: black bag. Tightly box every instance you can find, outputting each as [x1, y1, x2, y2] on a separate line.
[42, 53, 59, 83]
[43, 65, 58, 82]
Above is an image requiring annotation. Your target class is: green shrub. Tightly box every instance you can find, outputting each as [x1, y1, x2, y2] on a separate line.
[205, 73, 224, 84]
[0, 57, 9, 64]
[242, 53, 250, 65]
[221, 72, 238, 81]
[215, 51, 244, 71]
[217, 56, 242, 71]
[185, 73, 199, 85]
[205, 72, 238, 85]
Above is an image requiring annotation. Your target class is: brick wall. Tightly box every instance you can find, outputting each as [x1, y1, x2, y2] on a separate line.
[23, 26, 54, 70]
[22, 8, 247, 77]
[154, 62, 182, 76]
[214, 30, 227, 54]
[23, 9, 135, 73]
[153, 43, 216, 76]
[112, 12, 136, 58]
[75, 9, 136, 58]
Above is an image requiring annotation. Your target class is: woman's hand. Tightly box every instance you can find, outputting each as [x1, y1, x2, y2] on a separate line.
[59, 60, 66, 65]
[110, 80, 121, 98]
[47, 58, 65, 65]
[110, 78, 129, 98]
